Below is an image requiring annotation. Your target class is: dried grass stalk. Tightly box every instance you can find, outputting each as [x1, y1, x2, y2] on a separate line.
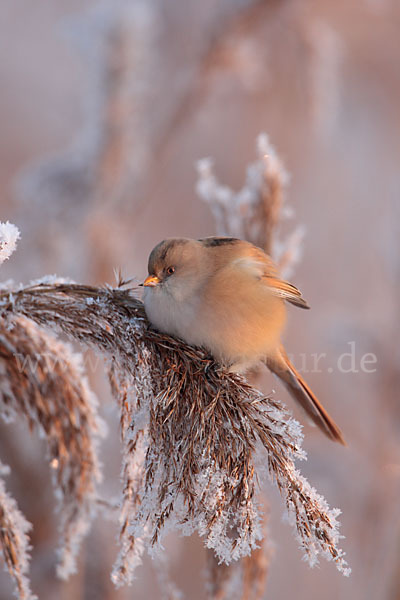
[0, 281, 350, 590]
[196, 134, 304, 278]
[206, 521, 270, 600]
[196, 134, 286, 256]
[0, 462, 37, 600]
[0, 313, 105, 582]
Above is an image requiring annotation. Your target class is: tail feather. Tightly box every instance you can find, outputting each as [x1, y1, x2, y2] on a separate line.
[266, 347, 345, 445]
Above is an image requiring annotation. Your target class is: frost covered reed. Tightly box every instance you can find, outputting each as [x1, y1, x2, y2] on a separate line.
[0, 276, 350, 599]
[196, 134, 305, 280]
[0, 129, 350, 600]
[0, 313, 105, 583]
[0, 462, 36, 600]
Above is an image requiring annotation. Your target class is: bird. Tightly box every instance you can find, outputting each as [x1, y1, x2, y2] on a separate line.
[142, 236, 345, 445]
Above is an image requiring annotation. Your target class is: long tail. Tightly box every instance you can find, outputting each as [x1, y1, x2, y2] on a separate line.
[266, 346, 345, 445]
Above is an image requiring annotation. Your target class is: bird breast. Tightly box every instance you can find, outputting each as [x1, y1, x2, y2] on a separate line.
[143, 285, 201, 342]
[143, 270, 287, 368]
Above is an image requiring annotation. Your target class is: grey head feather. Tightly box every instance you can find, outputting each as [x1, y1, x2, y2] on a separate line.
[148, 238, 190, 274]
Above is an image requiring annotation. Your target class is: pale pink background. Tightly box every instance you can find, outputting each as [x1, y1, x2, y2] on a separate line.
[0, 1, 399, 598]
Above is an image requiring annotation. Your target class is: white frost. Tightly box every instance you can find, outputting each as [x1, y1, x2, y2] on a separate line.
[0, 222, 20, 265]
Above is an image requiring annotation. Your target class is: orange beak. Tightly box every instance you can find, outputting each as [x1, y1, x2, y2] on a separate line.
[142, 274, 161, 287]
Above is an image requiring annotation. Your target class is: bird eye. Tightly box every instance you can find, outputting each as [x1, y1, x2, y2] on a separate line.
[166, 266, 175, 276]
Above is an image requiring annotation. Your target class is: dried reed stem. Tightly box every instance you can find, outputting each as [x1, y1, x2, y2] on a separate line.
[0, 313, 105, 583]
[0, 280, 350, 595]
[196, 134, 304, 278]
[0, 463, 36, 600]
[206, 518, 270, 600]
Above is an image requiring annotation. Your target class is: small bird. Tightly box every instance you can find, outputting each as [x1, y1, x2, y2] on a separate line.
[142, 237, 344, 445]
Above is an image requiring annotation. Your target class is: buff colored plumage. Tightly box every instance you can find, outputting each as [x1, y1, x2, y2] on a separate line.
[143, 237, 344, 444]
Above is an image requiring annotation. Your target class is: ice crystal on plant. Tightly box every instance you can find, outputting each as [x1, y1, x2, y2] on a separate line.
[0, 462, 37, 600]
[0, 280, 350, 589]
[0, 222, 20, 266]
[196, 135, 304, 279]
[0, 313, 106, 583]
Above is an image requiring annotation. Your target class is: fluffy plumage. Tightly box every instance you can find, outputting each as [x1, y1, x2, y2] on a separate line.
[143, 237, 344, 444]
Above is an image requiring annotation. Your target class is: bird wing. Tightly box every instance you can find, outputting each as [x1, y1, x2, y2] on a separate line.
[233, 245, 310, 309]
[262, 276, 309, 308]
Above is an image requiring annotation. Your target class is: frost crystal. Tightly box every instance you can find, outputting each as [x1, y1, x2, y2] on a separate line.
[0, 315, 105, 582]
[0, 222, 20, 265]
[0, 281, 350, 587]
[196, 135, 304, 278]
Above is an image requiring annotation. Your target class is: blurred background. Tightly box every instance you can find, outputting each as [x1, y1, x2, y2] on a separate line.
[0, 0, 399, 598]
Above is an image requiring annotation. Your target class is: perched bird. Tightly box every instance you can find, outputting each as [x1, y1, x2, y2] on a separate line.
[142, 237, 344, 445]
